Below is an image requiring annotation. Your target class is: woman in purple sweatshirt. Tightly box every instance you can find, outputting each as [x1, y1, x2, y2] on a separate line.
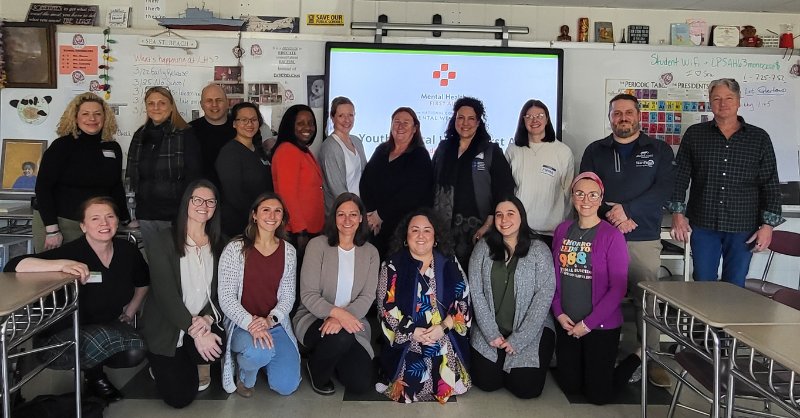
[550, 171, 640, 405]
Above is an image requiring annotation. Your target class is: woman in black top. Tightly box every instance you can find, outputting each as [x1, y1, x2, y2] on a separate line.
[126, 86, 202, 257]
[360, 107, 433, 258]
[216, 102, 273, 237]
[34, 93, 129, 252]
[432, 97, 515, 271]
[6, 197, 149, 402]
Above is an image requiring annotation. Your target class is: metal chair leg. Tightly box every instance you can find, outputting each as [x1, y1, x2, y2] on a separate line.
[668, 370, 688, 418]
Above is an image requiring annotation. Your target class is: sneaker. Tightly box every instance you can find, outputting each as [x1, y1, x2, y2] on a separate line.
[236, 379, 254, 398]
[648, 363, 672, 388]
[628, 364, 643, 384]
[198, 364, 211, 392]
[305, 361, 335, 395]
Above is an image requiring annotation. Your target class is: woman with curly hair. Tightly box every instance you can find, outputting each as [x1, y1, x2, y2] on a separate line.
[33, 92, 129, 252]
[376, 207, 472, 404]
[432, 97, 515, 272]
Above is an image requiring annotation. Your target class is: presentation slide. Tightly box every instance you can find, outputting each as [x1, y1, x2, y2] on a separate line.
[326, 43, 563, 158]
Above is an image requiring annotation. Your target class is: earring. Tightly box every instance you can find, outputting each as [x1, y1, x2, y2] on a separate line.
[403, 240, 408, 247]
[434, 241, 438, 247]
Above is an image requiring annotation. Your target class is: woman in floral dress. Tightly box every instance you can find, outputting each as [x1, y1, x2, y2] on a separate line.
[376, 207, 472, 403]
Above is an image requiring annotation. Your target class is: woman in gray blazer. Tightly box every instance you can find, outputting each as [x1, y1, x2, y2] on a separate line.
[293, 192, 380, 395]
[318, 97, 368, 213]
[468, 196, 556, 399]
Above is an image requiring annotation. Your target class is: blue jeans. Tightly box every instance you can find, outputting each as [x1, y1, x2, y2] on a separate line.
[690, 225, 754, 287]
[230, 325, 301, 395]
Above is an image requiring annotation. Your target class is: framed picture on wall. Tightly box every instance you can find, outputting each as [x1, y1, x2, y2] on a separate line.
[0, 139, 48, 192]
[2, 22, 57, 88]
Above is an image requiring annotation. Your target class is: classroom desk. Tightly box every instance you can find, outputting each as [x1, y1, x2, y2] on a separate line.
[638, 281, 800, 418]
[0, 272, 80, 417]
[0, 206, 33, 238]
[724, 324, 800, 418]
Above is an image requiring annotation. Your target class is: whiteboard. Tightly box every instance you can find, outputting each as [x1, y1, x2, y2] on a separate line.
[0, 31, 325, 157]
[561, 45, 800, 182]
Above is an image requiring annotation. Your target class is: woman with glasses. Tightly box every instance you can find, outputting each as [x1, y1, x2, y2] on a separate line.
[216, 102, 273, 237]
[142, 179, 226, 408]
[551, 172, 640, 405]
[432, 97, 514, 272]
[359, 107, 434, 257]
[319, 97, 367, 214]
[126, 86, 202, 257]
[506, 100, 574, 248]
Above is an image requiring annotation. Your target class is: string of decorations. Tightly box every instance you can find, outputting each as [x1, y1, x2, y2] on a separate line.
[0, 20, 7, 89]
[99, 27, 116, 99]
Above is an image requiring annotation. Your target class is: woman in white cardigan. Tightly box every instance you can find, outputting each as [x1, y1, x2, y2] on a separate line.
[218, 192, 300, 397]
[293, 192, 380, 395]
[318, 97, 368, 213]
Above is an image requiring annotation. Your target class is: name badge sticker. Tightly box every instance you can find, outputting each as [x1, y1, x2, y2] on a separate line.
[541, 165, 556, 177]
[86, 272, 103, 284]
[102, 150, 116, 158]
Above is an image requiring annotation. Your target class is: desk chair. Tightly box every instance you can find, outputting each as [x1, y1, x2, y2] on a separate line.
[666, 287, 800, 417]
[744, 230, 800, 295]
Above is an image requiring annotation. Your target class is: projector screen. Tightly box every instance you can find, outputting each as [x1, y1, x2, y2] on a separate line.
[325, 42, 564, 158]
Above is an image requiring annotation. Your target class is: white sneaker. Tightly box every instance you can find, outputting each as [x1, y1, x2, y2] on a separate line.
[198, 364, 211, 392]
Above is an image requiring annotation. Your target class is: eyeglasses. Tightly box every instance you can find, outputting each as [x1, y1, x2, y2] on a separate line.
[524, 113, 546, 121]
[190, 196, 218, 208]
[572, 191, 602, 202]
[235, 118, 260, 125]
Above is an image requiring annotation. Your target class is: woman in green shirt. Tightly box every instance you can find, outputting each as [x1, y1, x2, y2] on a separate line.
[467, 196, 556, 398]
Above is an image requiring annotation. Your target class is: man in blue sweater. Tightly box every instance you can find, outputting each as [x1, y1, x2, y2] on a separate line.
[580, 93, 675, 388]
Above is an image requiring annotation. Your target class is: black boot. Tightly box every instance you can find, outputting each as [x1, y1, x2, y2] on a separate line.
[85, 366, 123, 402]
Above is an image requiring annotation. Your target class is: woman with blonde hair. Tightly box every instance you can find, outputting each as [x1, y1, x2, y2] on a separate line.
[126, 86, 202, 256]
[34, 92, 129, 252]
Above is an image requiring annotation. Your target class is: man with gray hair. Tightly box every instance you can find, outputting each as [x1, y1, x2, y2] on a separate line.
[668, 78, 784, 287]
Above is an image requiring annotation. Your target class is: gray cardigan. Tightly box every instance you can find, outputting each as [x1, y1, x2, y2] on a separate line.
[319, 134, 368, 213]
[468, 239, 556, 372]
[292, 235, 380, 358]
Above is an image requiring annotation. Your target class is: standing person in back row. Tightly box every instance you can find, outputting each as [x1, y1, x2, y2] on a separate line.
[668, 78, 784, 287]
[580, 93, 674, 388]
[432, 97, 515, 272]
[506, 99, 574, 248]
[190, 84, 234, 189]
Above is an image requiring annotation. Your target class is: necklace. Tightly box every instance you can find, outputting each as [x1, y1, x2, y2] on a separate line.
[575, 224, 596, 240]
[530, 142, 545, 156]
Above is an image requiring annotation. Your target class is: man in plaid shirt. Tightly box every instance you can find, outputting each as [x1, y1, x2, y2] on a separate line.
[668, 78, 784, 287]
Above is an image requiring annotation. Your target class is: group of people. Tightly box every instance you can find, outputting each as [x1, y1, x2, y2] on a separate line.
[7, 76, 783, 408]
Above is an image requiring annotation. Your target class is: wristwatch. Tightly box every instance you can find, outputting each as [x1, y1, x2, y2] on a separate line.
[269, 314, 279, 326]
[440, 323, 451, 335]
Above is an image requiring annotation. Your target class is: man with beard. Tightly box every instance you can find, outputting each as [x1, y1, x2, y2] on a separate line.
[580, 93, 675, 388]
[668, 78, 783, 287]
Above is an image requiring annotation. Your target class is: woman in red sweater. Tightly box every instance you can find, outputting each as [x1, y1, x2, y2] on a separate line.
[271, 104, 324, 261]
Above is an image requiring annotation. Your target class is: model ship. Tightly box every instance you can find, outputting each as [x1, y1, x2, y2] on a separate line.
[155, 7, 244, 31]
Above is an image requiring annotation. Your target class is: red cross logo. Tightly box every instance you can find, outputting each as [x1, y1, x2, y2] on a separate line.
[433, 64, 456, 86]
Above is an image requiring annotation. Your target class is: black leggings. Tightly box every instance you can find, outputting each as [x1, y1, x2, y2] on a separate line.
[554, 325, 640, 405]
[470, 328, 555, 399]
[148, 325, 225, 409]
[302, 318, 372, 394]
